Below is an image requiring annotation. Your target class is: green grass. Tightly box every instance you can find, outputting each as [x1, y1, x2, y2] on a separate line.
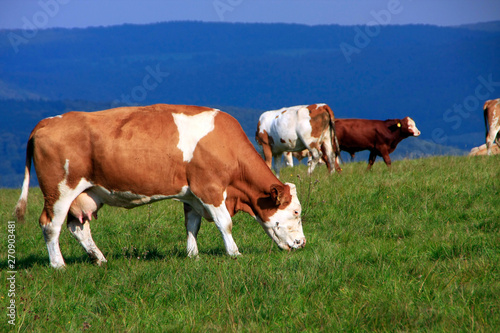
[1, 155, 499, 332]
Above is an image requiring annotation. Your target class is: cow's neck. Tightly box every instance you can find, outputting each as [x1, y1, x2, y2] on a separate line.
[225, 160, 281, 221]
[390, 132, 409, 149]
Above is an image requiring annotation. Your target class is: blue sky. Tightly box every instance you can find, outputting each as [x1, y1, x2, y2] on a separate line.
[1, 0, 500, 29]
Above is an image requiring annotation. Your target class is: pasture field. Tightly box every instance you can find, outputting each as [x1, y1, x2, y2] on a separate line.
[1, 155, 499, 332]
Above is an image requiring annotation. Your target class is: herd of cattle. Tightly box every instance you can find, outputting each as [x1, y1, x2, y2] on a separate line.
[14, 98, 499, 268]
[255, 103, 421, 176]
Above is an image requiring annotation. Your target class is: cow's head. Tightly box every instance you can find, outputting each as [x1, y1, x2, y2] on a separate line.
[398, 117, 421, 137]
[259, 183, 306, 251]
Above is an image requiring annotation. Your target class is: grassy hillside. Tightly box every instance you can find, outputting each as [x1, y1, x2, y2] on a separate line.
[1, 156, 499, 331]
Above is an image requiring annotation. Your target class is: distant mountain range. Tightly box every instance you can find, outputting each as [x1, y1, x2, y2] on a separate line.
[458, 20, 500, 32]
[1, 21, 499, 187]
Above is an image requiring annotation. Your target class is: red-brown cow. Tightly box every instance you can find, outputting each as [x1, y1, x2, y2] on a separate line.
[15, 104, 306, 269]
[335, 117, 421, 170]
[484, 98, 500, 155]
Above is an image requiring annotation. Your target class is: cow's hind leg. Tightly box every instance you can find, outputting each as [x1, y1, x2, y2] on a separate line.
[40, 180, 93, 268]
[40, 207, 67, 269]
[184, 203, 202, 258]
[67, 214, 107, 265]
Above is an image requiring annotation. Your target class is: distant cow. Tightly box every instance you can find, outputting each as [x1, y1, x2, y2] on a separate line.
[255, 104, 341, 177]
[484, 98, 500, 155]
[335, 117, 421, 170]
[15, 104, 306, 269]
[469, 143, 500, 156]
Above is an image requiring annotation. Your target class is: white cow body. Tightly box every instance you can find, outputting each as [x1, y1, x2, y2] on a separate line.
[256, 104, 341, 177]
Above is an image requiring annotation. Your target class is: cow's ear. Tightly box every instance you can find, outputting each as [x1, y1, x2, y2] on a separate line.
[387, 120, 401, 132]
[270, 184, 285, 206]
[270, 184, 292, 207]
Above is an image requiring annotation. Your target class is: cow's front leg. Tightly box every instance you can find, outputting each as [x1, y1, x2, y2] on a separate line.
[273, 153, 284, 178]
[67, 214, 107, 265]
[184, 203, 202, 258]
[209, 204, 241, 256]
[381, 153, 392, 168]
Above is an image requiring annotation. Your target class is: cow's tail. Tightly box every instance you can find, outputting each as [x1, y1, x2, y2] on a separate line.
[14, 134, 35, 223]
[325, 105, 342, 167]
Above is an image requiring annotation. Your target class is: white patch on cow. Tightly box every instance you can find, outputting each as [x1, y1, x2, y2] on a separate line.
[172, 110, 218, 162]
[315, 103, 326, 109]
[45, 115, 63, 120]
[407, 118, 421, 137]
[63, 159, 70, 175]
[84, 185, 201, 210]
[54, 159, 93, 223]
[87, 186, 173, 209]
[55, 179, 94, 223]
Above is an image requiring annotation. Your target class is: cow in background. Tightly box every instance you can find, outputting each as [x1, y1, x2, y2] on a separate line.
[255, 104, 341, 177]
[335, 117, 421, 170]
[484, 98, 500, 155]
[469, 143, 500, 156]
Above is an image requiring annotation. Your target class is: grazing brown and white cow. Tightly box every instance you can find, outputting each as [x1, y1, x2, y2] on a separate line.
[255, 104, 341, 177]
[484, 98, 500, 155]
[15, 104, 306, 268]
[335, 117, 421, 170]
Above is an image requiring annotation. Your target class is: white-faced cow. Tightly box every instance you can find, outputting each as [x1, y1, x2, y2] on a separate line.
[255, 104, 341, 177]
[15, 104, 306, 269]
[484, 98, 500, 155]
[335, 117, 421, 170]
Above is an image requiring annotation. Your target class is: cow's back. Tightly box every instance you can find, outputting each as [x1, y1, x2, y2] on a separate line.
[31, 104, 248, 197]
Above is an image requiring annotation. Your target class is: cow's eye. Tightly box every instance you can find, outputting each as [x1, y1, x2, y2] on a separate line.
[275, 222, 280, 229]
